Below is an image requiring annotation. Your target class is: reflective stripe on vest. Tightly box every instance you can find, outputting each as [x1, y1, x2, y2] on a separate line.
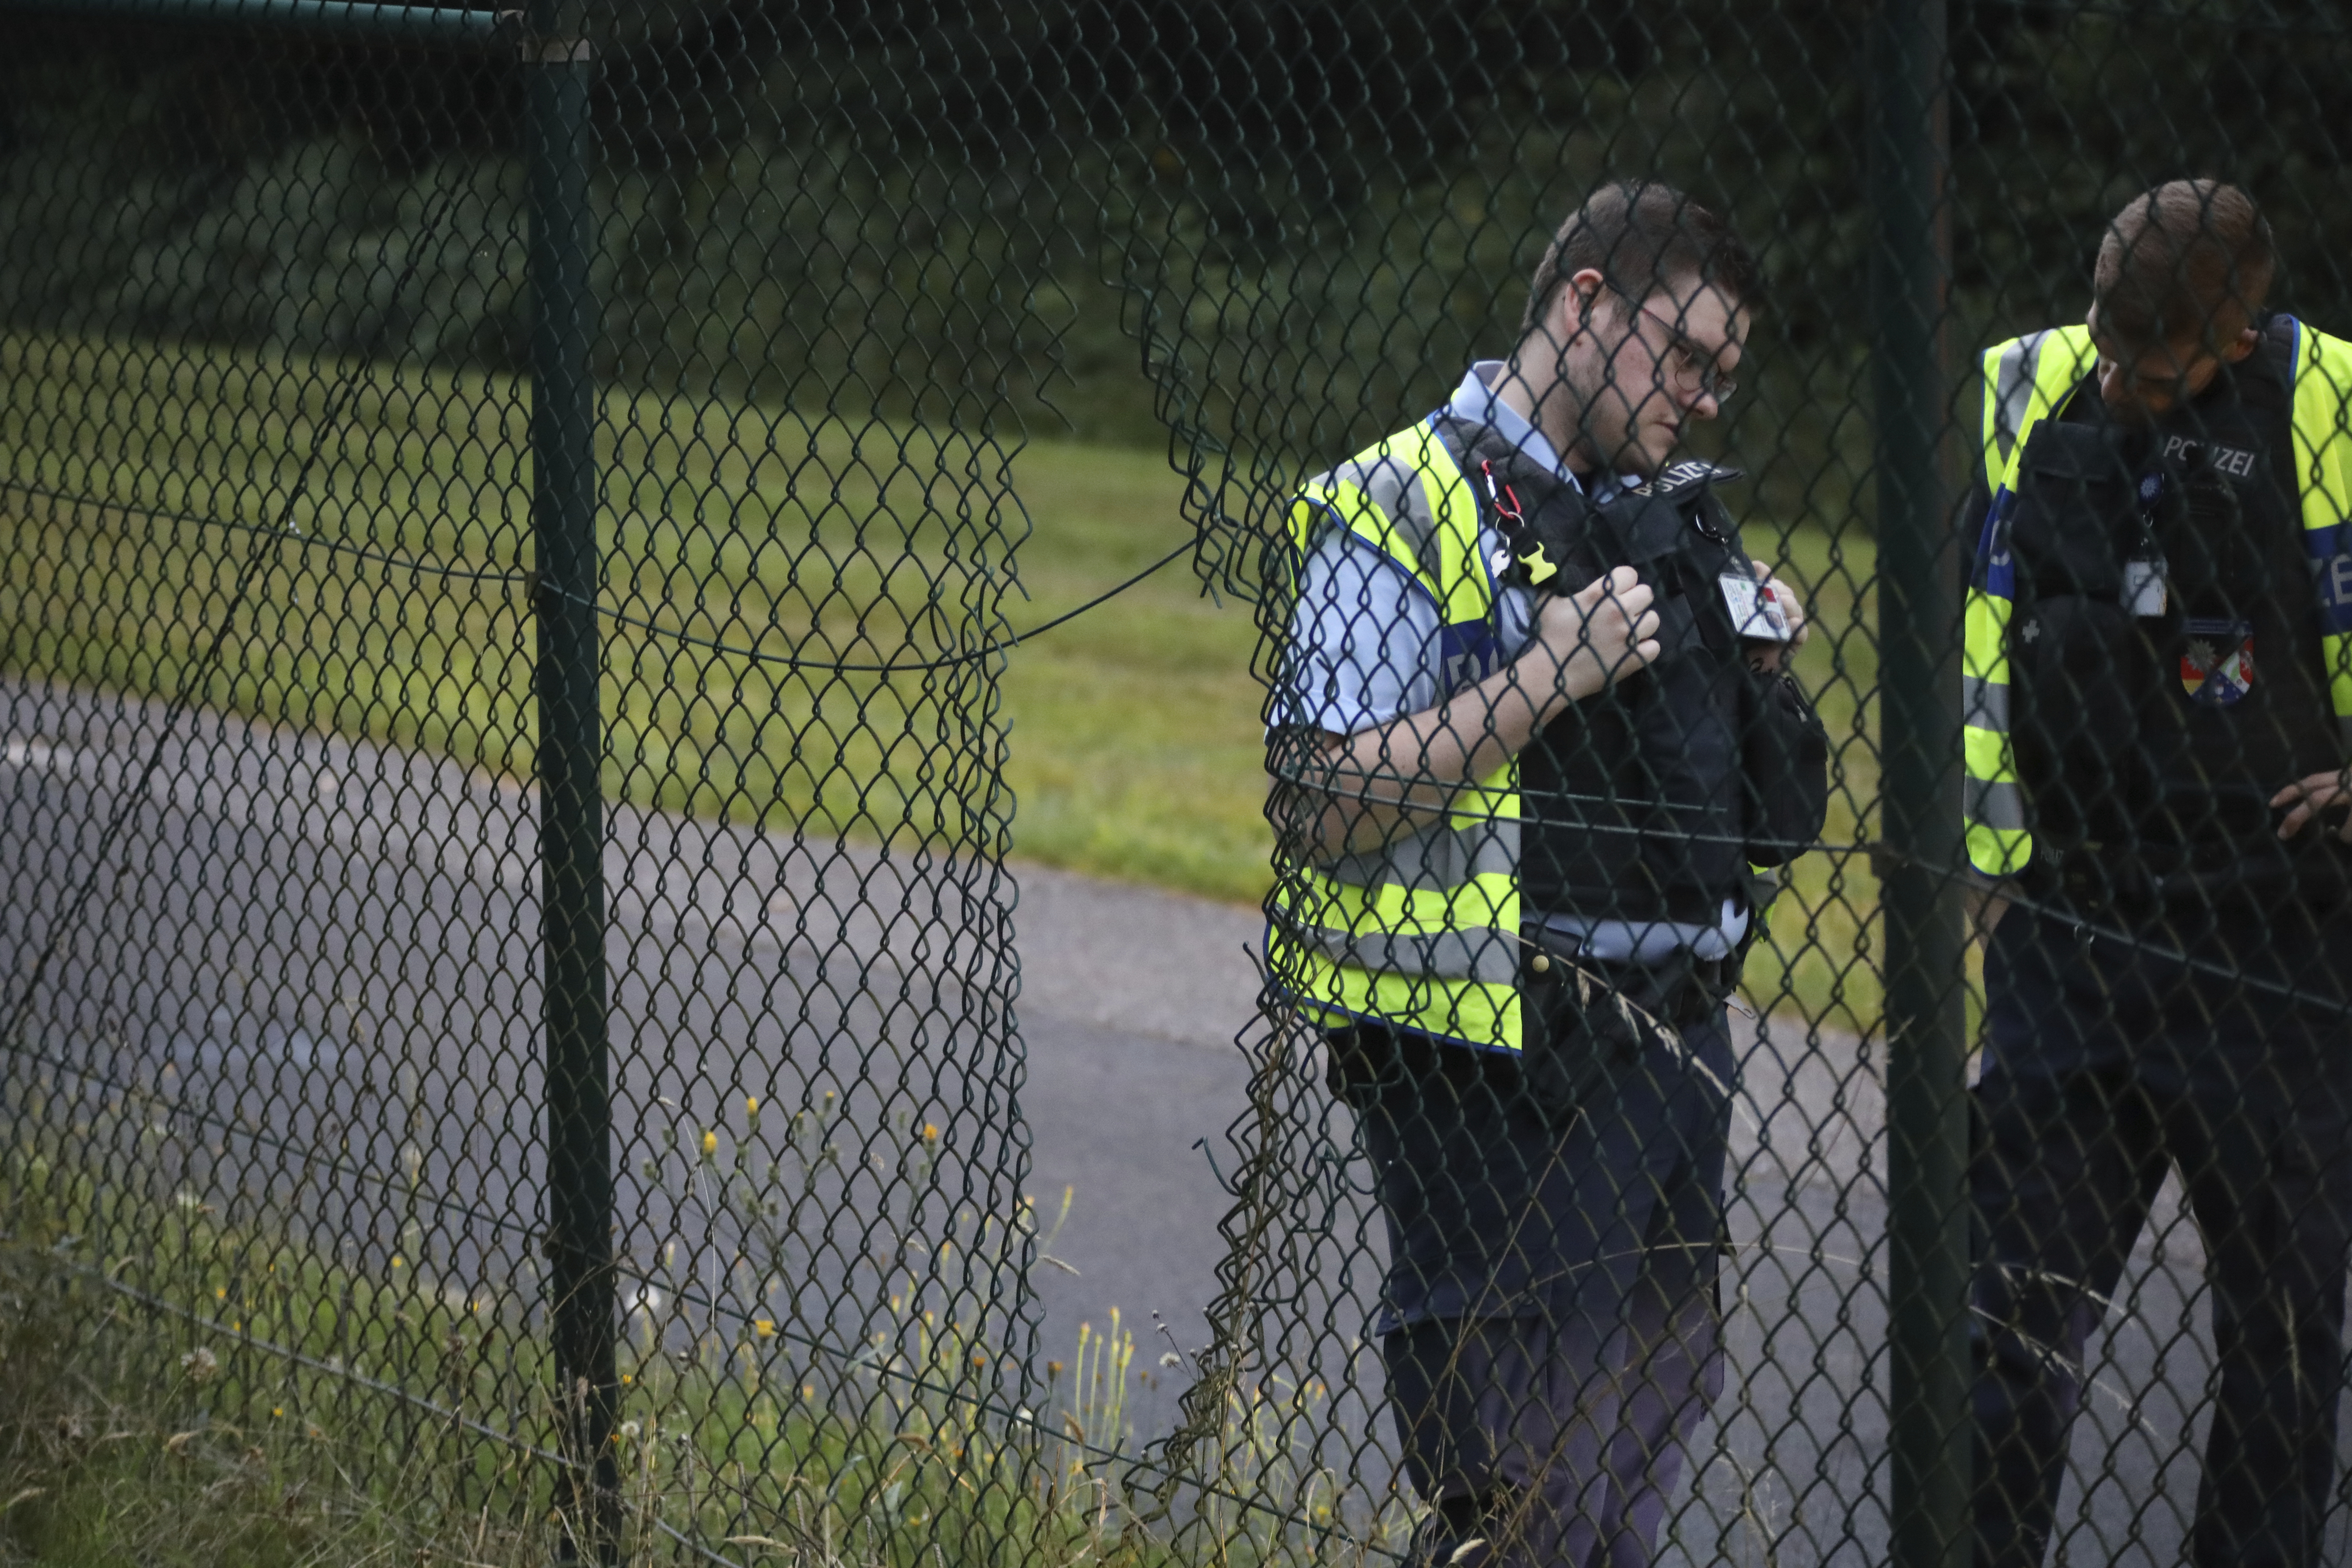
[1962, 319, 2352, 879]
[1963, 326, 2094, 877]
[1266, 417, 1526, 1054]
[2287, 322, 2352, 744]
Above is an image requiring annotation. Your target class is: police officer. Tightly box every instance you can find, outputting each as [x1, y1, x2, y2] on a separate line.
[1265, 181, 1829, 1568]
[1962, 180, 2352, 1568]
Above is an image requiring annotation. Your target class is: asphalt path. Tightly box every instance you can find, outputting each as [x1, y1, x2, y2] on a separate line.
[3, 676, 2342, 1564]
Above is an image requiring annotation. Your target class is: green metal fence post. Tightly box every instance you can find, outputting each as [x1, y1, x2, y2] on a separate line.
[1870, 1, 1968, 1566]
[524, 0, 617, 1558]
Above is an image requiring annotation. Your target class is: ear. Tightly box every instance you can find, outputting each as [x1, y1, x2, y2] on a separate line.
[1560, 267, 1608, 329]
[2221, 323, 2260, 364]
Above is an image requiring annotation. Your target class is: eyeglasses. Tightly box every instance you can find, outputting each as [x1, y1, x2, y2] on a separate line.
[1621, 292, 1740, 404]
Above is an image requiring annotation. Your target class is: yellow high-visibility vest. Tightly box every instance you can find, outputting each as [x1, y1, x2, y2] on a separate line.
[1266, 418, 1525, 1054]
[1962, 320, 2352, 879]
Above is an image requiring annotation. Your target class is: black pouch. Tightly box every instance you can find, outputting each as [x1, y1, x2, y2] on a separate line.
[2007, 420, 2137, 601]
[1518, 944, 1723, 1118]
[2009, 593, 2161, 841]
[1741, 670, 1830, 865]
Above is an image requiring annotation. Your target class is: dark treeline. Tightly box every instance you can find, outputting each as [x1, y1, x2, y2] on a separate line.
[0, 1, 2347, 529]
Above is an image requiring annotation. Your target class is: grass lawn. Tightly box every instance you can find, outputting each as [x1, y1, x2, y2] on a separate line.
[1748, 520, 1886, 1038]
[0, 331, 1898, 1035]
[0, 1140, 1391, 1567]
[981, 442, 1273, 904]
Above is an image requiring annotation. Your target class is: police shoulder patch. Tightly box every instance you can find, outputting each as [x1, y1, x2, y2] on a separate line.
[2180, 617, 2255, 706]
[1634, 460, 1746, 502]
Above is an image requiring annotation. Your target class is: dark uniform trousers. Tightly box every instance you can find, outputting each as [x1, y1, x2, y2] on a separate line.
[1346, 1009, 1735, 1568]
[1971, 902, 2352, 1568]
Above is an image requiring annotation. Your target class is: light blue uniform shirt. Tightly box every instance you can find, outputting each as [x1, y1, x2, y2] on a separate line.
[1280, 362, 1747, 964]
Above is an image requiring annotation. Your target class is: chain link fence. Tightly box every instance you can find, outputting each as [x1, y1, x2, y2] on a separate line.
[4, 2, 2352, 1564]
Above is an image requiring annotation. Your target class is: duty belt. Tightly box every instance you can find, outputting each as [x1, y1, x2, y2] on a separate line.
[1523, 926, 1736, 1027]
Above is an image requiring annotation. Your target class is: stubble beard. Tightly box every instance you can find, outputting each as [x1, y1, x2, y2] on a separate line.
[1548, 330, 1677, 482]
[1560, 359, 1678, 483]
[1582, 402, 1676, 482]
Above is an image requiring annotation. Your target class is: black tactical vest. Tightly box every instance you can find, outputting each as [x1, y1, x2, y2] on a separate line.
[1436, 416, 1774, 927]
[2007, 322, 2351, 901]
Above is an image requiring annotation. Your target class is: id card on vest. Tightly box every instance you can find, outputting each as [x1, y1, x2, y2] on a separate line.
[1720, 572, 1793, 642]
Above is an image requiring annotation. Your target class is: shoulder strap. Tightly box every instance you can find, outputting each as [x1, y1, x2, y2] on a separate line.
[2225, 314, 2299, 432]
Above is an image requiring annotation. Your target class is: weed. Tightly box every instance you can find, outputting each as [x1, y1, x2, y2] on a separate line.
[0, 1121, 1413, 1566]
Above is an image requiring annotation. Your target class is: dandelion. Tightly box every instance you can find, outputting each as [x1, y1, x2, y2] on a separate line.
[391, 1255, 404, 1269]
[802, 1384, 815, 1399]
[753, 1320, 776, 1339]
[179, 1347, 219, 1385]
[971, 1351, 987, 1366]
[1048, 1361, 1064, 1380]
[271, 1407, 283, 1418]
[701, 1130, 718, 1157]
[745, 1095, 760, 1118]
[921, 1122, 940, 1143]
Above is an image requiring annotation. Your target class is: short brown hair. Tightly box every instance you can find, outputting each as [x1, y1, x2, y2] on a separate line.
[1519, 181, 1764, 335]
[2094, 179, 2274, 348]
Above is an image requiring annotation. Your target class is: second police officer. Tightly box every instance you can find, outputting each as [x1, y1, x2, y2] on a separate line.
[1962, 180, 2352, 1568]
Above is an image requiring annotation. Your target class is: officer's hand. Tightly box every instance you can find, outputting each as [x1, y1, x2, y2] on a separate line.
[1538, 565, 1660, 700]
[2270, 768, 2352, 842]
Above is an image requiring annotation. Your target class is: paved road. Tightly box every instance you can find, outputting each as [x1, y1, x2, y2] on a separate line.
[3, 677, 2339, 1565]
